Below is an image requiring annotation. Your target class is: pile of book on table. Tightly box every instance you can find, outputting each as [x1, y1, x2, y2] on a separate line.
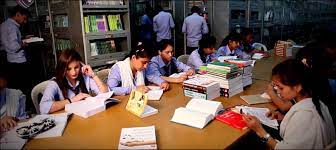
[199, 62, 243, 98]
[225, 59, 254, 87]
[182, 77, 220, 100]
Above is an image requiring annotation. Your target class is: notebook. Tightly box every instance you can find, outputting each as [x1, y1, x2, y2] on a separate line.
[240, 94, 271, 105]
[171, 99, 223, 129]
[126, 90, 158, 118]
[118, 126, 157, 149]
[216, 110, 247, 130]
[147, 86, 163, 101]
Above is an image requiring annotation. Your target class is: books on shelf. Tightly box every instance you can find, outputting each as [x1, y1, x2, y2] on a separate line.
[83, 0, 124, 6]
[171, 99, 223, 129]
[65, 91, 114, 118]
[183, 77, 220, 100]
[216, 110, 247, 130]
[22, 37, 44, 43]
[118, 126, 157, 149]
[53, 15, 68, 27]
[126, 90, 158, 118]
[89, 40, 116, 56]
[84, 14, 123, 33]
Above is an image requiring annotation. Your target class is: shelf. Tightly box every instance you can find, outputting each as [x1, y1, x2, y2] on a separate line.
[82, 5, 128, 9]
[50, 9, 68, 15]
[54, 33, 71, 39]
[83, 9, 128, 13]
[85, 30, 129, 40]
[89, 51, 129, 67]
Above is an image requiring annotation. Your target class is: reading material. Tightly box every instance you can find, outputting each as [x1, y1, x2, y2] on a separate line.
[1, 127, 27, 149]
[22, 37, 44, 43]
[118, 126, 157, 149]
[126, 90, 158, 118]
[171, 99, 223, 129]
[216, 110, 247, 130]
[65, 91, 114, 118]
[236, 106, 279, 129]
[240, 94, 271, 105]
[147, 86, 163, 101]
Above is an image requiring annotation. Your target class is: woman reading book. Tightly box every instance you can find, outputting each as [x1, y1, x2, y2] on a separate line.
[243, 59, 335, 149]
[187, 36, 217, 70]
[107, 43, 151, 95]
[39, 49, 108, 114]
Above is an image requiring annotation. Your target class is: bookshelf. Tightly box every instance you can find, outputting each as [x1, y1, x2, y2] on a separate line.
[48, 0, 131, 67]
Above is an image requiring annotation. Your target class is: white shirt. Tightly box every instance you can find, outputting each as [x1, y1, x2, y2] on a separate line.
[275, 98, 335, 149]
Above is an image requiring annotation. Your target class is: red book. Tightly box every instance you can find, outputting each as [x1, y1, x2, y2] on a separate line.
[216, 110, 247, 130]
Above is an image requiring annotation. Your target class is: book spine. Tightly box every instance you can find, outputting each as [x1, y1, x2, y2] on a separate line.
[182, 86, 207, 94]
[184, 90, 207, 99]
[182, 83, 206, 91]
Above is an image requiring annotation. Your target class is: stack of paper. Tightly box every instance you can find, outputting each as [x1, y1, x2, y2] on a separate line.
[182, 77, 220, 100]
[118, 126, 157, 149]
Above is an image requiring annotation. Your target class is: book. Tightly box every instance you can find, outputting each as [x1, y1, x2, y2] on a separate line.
[126, 90, 158, 118]
[236, 106, 279, 129]
[183, 77, 220, 100]
[65, 91, 114, 118]
[147, 86, 163, 101]
[1, 127, 27, 149]
[216, 110, 247, 130]
[217, 56, 238, 62]
[118, 126, 157, 149]
[22, 37, 44, 43]
[171, 99, 223, 129]
[240, 94, 271, 105]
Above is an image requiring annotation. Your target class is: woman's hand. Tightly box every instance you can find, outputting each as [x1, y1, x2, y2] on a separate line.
[0, 116, 17, 132]
[243, 115, 266, 137]
[266, 110, 284, 121]
[186, 69, 195, 76]
[160, 82, 169, 91]
[136, 85, 149, 93]
[174, 75, 188, 83]
[81, 63, 96, 78]
[70, 93, 91, 102]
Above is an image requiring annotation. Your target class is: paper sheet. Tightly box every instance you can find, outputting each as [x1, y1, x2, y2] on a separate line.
[118, 126, 157, 149]
[147, 89, 163, 100]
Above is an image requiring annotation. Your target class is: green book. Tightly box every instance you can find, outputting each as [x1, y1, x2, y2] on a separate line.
[84, 16, 90, 33]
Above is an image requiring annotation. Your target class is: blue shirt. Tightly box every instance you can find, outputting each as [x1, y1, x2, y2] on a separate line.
[216, 45, 244, 58]
[0, 88, 27, 119]
[0, 18, 26, 63]
[39, 75, 101, 114]
[146, 55, 191, 85]
[153, 11, 175, 42]
[187, 49, 216, 70]
[237, 44, 253, 59]
[182, 13, 209, 47]
[107, 65, 143, 96]
[140, 14, 153, 41]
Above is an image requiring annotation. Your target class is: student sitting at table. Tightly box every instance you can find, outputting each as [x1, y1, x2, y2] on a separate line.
[265, 83, 293, 113]
[107, 44, 151, 95]
[39, 49, 108, 114]
[187, 36, 217, 70]
[146, 39, 195, 87]
[216, 32, 243, 58]
[238, 27, 268, 59]
[0, 72, 27, 131]
[243, 59, 335, 149]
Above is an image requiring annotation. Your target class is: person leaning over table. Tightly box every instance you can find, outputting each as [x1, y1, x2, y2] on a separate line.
[187, 36, 217, 70]
[216, 32, 244, 58]
[146, 39, 195, 87]
[39, 49, 108, 114]
[107, 44, 151, 96]
[243, 59, 335, 149]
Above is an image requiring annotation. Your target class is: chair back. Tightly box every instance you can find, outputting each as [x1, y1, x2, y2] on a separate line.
[177, 54, 190, 64]
[252, 43, 268, 52]
[31, 80, 50, 114]
[96, 69, 111, 83]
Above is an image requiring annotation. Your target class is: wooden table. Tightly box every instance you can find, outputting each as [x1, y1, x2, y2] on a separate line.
[25, 56, 282, 149]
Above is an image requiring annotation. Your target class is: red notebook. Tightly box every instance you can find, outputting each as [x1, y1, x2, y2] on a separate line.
[216, 110, 247, 130]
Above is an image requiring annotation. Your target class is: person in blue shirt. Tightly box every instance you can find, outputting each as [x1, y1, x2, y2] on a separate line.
[147, 40, 194, 88]
[182, 6, 209, 54]
[40, 49, 108, 114]
[153, 5, 175, 43]
[187, 36, 217, 70]
[237, 28, 268, 59]
[216, 32, 243, 58]
[107, 44, 151, 95]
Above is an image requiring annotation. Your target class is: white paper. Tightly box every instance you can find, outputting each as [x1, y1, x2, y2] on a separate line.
[22, 37, 44, 43]
[118, 126, 157, 149]
[236, 106, 278, 129]
[260, 92, 271, 99]
[252, 53, 264, 60]
[0, 127, 27, 149]
[217, 56, 238, 62]
[147, 89, 163, 101]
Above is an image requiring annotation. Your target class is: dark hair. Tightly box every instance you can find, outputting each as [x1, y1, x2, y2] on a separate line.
[240, 27, 253, 39]
[9, 5, 30, 17]
[191, 6, 201, 14]
[239, 28, 254, 53]
[272, 59, 324, 119]
[128, 42, 151, 59]
[55, 49, 88, 100]
[198, 36, 216, 63]
[158, 39, 173, 52]
[220, 32, 242, 47]
[155, 5, 163, 13]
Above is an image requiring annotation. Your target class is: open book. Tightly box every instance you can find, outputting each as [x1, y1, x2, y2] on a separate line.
[235, 106, 279, 129]
[65, 91, 116, 118]
[118, 126, 157, 149]
[146, 86, 163, 101]
[22, 37, 44, 43]
[126, 90, 158, 118]
[240, 93, 271, 105]
[171, 99, 223, 129]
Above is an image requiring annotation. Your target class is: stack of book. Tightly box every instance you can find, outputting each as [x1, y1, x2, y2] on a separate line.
[84, 14, 123, 33]
[226, 59, 253, 87]
[200, 62, 243, 98]
[182, 77, 220, 100]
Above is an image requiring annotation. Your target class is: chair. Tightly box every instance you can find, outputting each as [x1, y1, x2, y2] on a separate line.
[252, 43, 268, 52]
[177, 54, 190, 64]
[31, 80, 50, 114]
[96, 69, 111, 83]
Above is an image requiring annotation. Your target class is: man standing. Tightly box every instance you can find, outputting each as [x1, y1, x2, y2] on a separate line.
[182, 6, 209, 54]
[0, 5, 30, 92]
[153, 5, 175, 43]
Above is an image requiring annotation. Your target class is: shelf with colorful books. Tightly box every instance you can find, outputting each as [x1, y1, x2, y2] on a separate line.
[85, 30, 129, 39]
[82, 5, 128, 9]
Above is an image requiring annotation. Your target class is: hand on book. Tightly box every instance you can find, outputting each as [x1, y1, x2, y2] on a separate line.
[266, 110, 284, 121]
[160, 82, 169, 91]
[173, 75, 188, 83]
[242, 114, 266, 136]
[135, 85, 149, 93]
[71, 93, 91, 102]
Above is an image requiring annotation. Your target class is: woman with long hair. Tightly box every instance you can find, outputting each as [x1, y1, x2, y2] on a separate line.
[187, 36, 216, 70]
[39, 49, 108, 114]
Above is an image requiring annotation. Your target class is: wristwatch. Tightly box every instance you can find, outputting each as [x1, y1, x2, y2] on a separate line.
[260, 133, 271, 143]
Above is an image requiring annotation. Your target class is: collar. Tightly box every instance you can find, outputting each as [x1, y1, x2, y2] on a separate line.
[66, 77, 80, 89]
[225, 45, 234, 55]
[8, 18, 20, 27]
[157, 55, 171, 68]
[290, 98, 315, 112]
